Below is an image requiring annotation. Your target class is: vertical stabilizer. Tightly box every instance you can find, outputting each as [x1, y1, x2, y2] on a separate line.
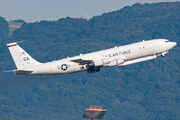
[7, 42, 42, 70]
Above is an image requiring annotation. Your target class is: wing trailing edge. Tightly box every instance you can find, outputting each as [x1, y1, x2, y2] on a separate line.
[70, 59, 92, 65]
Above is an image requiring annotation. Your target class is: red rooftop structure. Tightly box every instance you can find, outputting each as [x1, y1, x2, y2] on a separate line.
[82, 105, 106, 120]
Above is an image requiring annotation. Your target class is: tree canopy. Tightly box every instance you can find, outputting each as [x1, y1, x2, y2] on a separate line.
[0, 16, 9, 38]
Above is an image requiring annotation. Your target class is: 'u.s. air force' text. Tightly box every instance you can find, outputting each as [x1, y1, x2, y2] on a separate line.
[103, 50, 131, 57]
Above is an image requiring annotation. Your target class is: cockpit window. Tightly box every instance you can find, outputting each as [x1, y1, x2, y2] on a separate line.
[165, 40, 169, 43]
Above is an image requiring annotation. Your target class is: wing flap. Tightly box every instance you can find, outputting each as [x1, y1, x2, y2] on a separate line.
[70, 59, 92, 65]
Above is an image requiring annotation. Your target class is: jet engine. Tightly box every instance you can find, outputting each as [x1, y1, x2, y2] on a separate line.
[94, 59, 110, 66]
[86, 58, 110, 74]
[86, 57, 124, 73]
[103, 58, 125, 67]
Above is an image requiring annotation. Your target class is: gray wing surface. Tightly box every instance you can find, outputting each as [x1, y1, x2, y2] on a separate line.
[70, 59, 92, 65]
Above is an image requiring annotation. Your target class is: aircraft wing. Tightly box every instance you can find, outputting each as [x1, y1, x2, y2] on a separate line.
[70, 59, 92, 65]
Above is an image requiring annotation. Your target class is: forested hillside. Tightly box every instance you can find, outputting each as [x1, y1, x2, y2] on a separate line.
[0, 2, 180, 120]
[2, 2, 180, 70]
[0, 17, 9, 71]
[0, 17, 9, 38]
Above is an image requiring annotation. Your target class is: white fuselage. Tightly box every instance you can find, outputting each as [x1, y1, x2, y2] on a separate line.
[28, 39, 176, 75]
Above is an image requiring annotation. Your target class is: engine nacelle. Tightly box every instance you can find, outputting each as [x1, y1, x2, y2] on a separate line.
[89, 57, 124, 69]
[116, 59, 125, 65]
[86, 57, 111, 74]
[94, 60, 103, 66]
[104, 58, 124, 67]
[94, 58, 110, 66]
[108, 58, 124, 66]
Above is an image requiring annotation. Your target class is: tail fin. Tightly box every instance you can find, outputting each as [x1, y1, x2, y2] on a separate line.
[7, 42, 42, 70]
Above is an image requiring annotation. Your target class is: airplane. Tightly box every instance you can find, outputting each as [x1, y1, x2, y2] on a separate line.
[7, 39, 176, 76]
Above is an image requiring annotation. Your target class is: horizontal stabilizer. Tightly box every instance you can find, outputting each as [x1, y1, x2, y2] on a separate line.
[12, 69, 33, 75]
[4, 70, 14, 74]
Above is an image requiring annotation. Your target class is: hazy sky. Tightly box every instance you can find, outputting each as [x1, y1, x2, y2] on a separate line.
[0, 0, 178, 22]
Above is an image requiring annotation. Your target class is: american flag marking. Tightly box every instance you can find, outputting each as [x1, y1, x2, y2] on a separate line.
[19, 52, 25, 56]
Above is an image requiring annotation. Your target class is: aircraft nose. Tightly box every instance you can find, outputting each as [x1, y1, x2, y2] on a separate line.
[169, 42, 177, 49]
[172, 42, 177, 47]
